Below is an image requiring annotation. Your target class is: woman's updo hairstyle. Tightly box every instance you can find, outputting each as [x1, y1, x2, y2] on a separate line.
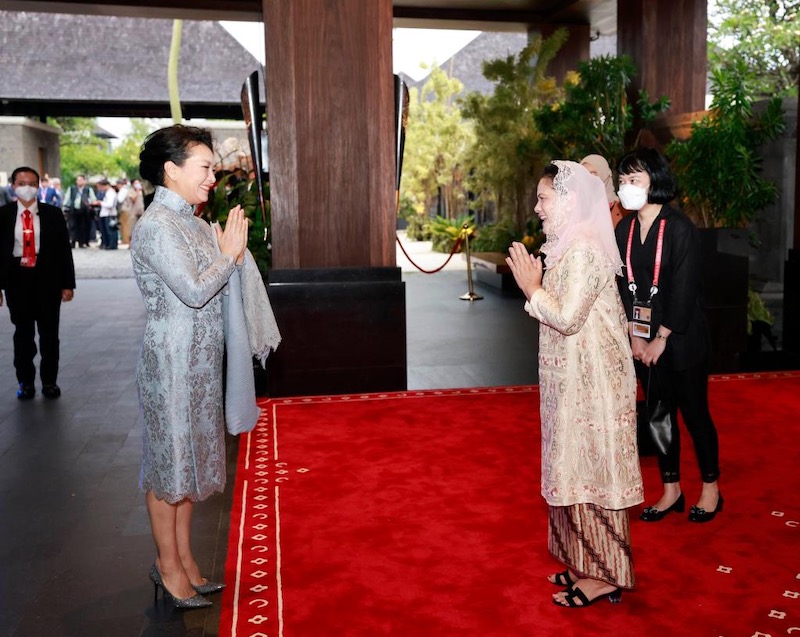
[617, 147, 677, 205]
[541, 162, 560, 181]
[138, 125, 214, 187]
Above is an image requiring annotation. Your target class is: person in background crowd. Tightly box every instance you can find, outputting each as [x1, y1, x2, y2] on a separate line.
[506, 161, 643, 608]
[0, 166, 75, 400]
[116, 178, 135, 244]
[132, 124, 248, 609]
[581, 154, 628, 228]
[63, 175, 96, 248]
[129, 178, 145, 227]
[614, 147, 722, 524]
[50, 177, 63, 209]
[38, 177, 60, 208]
[95, 179, 118, 250]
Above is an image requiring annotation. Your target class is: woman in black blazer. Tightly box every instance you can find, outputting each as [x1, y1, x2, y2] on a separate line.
[614, 148, 722, 523]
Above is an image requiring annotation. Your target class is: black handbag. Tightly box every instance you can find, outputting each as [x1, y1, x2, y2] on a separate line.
[646, 367, 674, 455]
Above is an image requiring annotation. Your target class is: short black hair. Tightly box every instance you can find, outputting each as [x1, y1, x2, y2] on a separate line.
[138, 125, 214, 187]
[617, 147, 676, 204]
[11, 166, 40, 185]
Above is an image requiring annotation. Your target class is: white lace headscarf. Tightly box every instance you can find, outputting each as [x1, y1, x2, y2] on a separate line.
[539, 160, 623, 276]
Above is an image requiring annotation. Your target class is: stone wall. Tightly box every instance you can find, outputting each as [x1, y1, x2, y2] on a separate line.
[752, 97, 798, 287]
[0, 117, 61, 184]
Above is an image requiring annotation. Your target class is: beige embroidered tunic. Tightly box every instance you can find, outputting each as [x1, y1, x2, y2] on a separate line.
[525, 240, 643, 510]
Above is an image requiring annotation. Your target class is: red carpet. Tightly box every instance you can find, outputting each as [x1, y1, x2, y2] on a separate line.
[219, 373, 800, 636]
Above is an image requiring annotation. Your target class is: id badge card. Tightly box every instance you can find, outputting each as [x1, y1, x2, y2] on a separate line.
[631, 301, 652, 339]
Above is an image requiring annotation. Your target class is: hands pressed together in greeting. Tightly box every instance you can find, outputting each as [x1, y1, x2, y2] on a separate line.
[506, 241, 543, 301]
[216, 205, 249, 265]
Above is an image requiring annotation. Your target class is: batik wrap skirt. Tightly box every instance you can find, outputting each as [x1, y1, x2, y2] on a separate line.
[548, 503, 635, 589]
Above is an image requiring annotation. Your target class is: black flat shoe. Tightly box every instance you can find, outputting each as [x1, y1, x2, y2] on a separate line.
[42, 384, 61, 399]
[639, 493, 685, 522]
[689, 494, 723, 523]
[548, 570, 576, 588]
[17, 384, 35, 400]
[553, 586, 622, 608]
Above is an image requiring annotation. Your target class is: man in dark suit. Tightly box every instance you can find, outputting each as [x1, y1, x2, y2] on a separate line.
[0, 166, 75, 400]
[37, 177, 60, 207]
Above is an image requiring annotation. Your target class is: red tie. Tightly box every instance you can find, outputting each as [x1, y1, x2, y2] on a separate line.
[21, 210, 36, 268]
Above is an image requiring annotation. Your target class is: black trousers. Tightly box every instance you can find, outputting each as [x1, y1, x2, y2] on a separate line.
[71, 210, 91, 247]
[4, 262, 63, 386]
[636, 360, 720, 484]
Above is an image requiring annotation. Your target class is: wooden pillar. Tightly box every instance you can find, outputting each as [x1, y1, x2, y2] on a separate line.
[533, 24, 590, 83]
[617, 0, 707, 114]
[261, 0, 405, 397]
[263, 0, 395, 269]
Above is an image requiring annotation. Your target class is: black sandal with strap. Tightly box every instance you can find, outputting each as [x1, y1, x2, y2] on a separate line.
[548, 570, 576, 588]
[552, 586, 622, 608]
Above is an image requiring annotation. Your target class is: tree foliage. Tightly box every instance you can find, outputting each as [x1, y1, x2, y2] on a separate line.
[533, 55, 670, 164]
[459, 29, 566, 233]
[50, 117, 156, 185]
[667, 59, 785, 228]
[709, 0, 799, 97]
[401, 66, 475, 220]
[113, 119, 157, 179]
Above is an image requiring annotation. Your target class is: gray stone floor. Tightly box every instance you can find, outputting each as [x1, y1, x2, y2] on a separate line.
[0, 242, 539, 636]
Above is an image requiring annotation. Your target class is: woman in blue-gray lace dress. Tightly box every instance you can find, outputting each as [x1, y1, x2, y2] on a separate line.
[131, 125, 248, 609]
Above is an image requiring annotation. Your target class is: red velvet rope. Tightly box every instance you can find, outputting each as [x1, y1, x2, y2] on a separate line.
[396, 234, 465, 274]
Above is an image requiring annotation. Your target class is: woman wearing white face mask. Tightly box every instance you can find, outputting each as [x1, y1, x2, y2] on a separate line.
[614, 148, 722, 524]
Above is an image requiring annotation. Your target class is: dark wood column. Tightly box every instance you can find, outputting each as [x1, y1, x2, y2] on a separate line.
[617, 0, 707, 114]
[261, 0, 405, 397]
[263, 0, 395, 268]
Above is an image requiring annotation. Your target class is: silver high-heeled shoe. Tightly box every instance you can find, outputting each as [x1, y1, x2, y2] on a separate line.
[193, 580, 226, 595]
[149, 564, 212, 610]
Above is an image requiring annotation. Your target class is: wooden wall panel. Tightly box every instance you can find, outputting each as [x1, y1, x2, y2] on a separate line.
[617, 0, 707, 115]
[263, 0, 395, 269]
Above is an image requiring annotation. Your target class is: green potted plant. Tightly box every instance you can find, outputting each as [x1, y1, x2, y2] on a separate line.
[533, 54, 670, 163]
[665, 60, 785, 371]
[667, 59, 785, 234]
[427, 213, 475, 253]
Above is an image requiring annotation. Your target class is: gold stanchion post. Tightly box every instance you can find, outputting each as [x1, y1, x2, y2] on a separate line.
[459, 222, 483, 302]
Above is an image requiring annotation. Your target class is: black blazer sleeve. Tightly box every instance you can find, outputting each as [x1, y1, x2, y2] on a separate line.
[0, 203, 18, 290]
[661, 211, 700, 334]
[38, 204, 76, 291]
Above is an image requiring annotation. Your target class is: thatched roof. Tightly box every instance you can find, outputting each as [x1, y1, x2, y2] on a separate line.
[0, 11, 263, 118]
[404, 32, 529, 96]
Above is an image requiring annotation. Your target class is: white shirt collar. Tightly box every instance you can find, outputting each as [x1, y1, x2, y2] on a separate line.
[16, 200, 39, 216]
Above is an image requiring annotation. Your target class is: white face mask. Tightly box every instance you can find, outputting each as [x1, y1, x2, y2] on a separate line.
[14, 185, 38, 202]
[617, 184, 649, 211]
